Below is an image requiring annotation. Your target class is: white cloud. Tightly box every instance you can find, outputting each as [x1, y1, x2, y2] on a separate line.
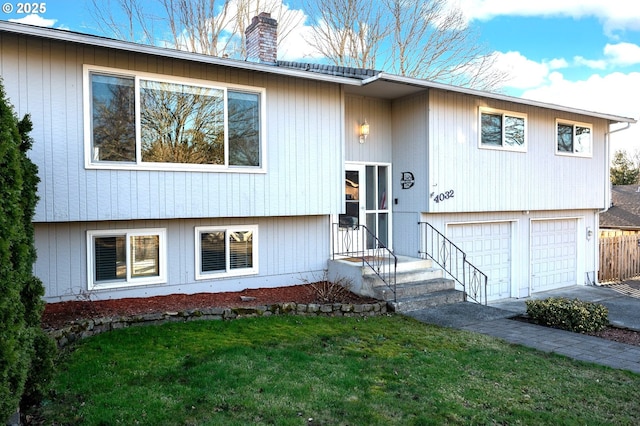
[454, 0, 640, 33]
[548, 58, 569, 69]
[604, 42, 640, 66]
[9, 14, 57, 27]
[573, 56, 607, 69]
[492, 51, 569, 90]
[520, 71, 640, 153]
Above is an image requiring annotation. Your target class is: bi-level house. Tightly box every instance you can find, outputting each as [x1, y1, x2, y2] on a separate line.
[0, 14, 634, 306]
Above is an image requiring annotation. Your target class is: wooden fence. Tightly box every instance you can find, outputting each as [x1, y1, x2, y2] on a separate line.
[599, 230, 640, 282]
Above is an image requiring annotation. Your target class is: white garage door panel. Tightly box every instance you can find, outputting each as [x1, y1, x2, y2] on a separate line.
[531, 219, 577, 293]
[449, 222, 511, 301]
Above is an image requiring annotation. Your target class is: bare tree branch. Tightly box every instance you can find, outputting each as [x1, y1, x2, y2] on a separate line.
[88, 0, 303, 60]
[305, 0, 507, 90]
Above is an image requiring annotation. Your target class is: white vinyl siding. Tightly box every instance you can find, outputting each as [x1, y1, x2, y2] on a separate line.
[345, 94, 393, 163]
[36, 216, 328, 301]
[427, 90, 608, 213]
[1, 35, 343, 222]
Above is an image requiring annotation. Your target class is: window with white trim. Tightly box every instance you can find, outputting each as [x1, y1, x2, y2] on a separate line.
[479, 107, 527, 151]
[87, 229, 167, 290]
[195, 225, 258, 279]
[556, 119, 592, 157]
[85, 65, 264, 170]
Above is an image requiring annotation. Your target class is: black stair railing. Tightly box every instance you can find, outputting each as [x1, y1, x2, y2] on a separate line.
[332, 223, 397, 302]
[418, 221, 488, 305]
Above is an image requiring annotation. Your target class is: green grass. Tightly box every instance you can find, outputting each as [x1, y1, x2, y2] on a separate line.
[39, 315, 640, 425]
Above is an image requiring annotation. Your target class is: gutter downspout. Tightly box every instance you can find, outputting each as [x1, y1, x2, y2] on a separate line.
[595, 121, 633, 284]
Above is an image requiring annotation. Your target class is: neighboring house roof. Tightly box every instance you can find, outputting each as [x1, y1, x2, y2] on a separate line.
[601, 185, 640, 229]
[0, 20, 636, 125]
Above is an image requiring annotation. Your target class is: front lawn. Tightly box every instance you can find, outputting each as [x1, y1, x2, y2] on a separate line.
[39, 315, 639, 425]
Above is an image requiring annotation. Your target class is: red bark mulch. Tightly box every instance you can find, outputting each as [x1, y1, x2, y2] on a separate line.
[41, 284, 376, 330]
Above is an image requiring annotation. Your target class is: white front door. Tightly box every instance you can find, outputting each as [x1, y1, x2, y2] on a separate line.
[339, 163, 392, 251]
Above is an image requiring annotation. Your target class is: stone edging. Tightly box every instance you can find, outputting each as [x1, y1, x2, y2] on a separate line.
[46, 301, 389, 349]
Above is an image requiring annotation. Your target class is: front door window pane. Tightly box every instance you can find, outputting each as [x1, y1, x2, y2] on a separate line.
[140, 80, 225, 164]
[130, 235, 160, 278]
[91, 74, 136, 162]
[366, 213, 376, 249]
[341, 171, 360, 228]
[366, 166, 375, 210]
[378, 166, 388, 209]
[378, 213, 388, 247]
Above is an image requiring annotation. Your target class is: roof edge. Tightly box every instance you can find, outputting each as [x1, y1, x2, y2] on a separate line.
[0, 21, 362, 86]
[1, 21, 637, 124]
[365, 73, 637, 124]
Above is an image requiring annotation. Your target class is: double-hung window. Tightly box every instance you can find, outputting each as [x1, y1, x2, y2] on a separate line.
[556, 119, 592, 157]
[86, 65, 265, 170]
[479, 107, 527, 152]
[195, 225, 258, 279]
[87, 229, 167, 290]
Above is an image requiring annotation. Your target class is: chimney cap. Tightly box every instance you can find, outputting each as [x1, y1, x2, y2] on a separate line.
[247, 12, 278, 30]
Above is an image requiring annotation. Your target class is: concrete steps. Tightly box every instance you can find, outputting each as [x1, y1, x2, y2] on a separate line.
[328, 255, 465, 313]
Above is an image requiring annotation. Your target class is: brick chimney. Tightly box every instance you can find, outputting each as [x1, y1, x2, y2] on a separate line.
[245, 12, 278, 64]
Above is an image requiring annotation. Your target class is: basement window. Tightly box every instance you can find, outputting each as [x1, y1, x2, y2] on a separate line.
[195, 225, 258, 280]
[87, 228, 167, 290]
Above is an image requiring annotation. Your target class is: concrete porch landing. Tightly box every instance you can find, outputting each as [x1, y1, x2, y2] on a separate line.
[328, 255, 464, 312]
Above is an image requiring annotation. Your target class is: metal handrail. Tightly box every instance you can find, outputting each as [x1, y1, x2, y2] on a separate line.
[418, 221, 488, 305]
[332, 223, 397, 302]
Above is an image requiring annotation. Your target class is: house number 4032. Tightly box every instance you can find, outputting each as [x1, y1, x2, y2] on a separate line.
[433, 190, 454, 203]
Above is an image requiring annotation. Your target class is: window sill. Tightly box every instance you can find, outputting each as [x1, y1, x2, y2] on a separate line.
[85, 162, 266, 173]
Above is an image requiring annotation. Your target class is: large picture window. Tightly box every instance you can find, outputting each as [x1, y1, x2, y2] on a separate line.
[479, 107, 527, 152]
[556, 119, 592, 157]
[87, 229, 167, 290]
[86, 66, 264, 170]
[195, 225, 258, 279]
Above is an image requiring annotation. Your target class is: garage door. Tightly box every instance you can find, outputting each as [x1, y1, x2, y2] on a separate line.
[448, 222, 511, 301]
[531, 219, 577, 293]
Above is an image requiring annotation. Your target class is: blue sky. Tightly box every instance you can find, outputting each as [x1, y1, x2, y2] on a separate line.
[3, 0, 640, 151]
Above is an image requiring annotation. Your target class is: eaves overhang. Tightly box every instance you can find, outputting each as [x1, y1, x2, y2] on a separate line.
[360, 73, 637, 124]
[0, 21, 362, 87]
[2, 21, 637, 125]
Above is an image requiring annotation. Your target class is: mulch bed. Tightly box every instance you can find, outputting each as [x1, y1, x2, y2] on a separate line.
[41, 284, 377, 330]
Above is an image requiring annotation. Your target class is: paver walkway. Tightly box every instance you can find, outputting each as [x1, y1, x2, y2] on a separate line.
[406, 285, 640, 374]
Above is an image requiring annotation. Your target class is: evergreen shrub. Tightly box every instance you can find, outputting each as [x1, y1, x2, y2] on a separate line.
[0, 78, 56, 422]
[525, 297, 609, 333]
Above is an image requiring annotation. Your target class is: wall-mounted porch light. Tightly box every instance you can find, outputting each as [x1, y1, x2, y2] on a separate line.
[586, 226, 594, 240]
[359, 120, 370, 144]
